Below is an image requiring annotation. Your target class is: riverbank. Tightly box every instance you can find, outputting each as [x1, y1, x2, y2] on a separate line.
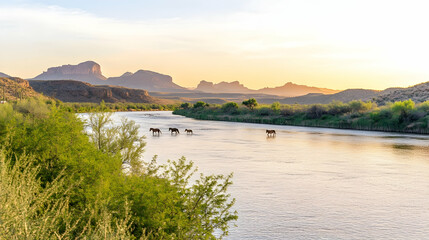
[173, 100, 429, 134]
[62, 101, 179, 112]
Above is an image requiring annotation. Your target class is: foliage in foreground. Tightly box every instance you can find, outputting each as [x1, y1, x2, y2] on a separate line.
[174, 99, 429, 133]
[0, 98, 237, 239]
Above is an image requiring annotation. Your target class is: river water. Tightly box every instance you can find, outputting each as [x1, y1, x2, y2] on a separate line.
[110, 111, 429, 239]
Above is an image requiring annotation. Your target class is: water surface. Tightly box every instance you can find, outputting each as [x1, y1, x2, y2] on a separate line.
[111, 111, 429, 239]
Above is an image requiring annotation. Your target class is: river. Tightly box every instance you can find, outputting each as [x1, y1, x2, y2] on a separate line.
[111, 111, 429, 239]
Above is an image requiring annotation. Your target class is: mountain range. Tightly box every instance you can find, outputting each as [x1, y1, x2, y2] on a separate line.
[3, 60, 429, 105]
[30, 61, 339, 96]
[194, 80, 339, 97]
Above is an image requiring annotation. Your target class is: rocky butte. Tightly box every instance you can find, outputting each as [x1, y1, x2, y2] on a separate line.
[33, 61, 107, 83]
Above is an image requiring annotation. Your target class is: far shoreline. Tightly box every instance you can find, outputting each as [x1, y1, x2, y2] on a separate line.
[172, 110, 429, 135]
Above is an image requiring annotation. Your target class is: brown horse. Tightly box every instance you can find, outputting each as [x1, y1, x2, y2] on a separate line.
[150, 128, 162, 135]
[184, 129, 193, 134]
[266, 129, 276, 136]
[169, 128, 180, 134]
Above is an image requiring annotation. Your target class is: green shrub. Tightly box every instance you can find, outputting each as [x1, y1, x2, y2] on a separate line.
[222, 102, 239, 113]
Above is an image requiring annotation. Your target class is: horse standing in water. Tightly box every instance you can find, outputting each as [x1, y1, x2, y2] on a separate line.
[169, 128, 180, 134]
[184, 129, 193, 135]
[150, 128, 162, 136]
[266, 129, 276, 137]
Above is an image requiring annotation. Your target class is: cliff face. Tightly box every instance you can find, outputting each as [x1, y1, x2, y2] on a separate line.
[33, 61, 107, 83]
[29, 80, 167, 103]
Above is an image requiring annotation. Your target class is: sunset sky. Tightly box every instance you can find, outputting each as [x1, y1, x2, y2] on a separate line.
[1, 0, 429, 90]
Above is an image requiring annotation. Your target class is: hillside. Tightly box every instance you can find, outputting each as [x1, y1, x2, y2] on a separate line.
[0, 72, 10, 78]
[375, 82, 429, 105]
[29, 80, 169, 103]
[253, 87, 402, 105]
[0, 77, 44, 101]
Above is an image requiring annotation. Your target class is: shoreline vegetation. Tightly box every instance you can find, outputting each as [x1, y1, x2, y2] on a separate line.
[0, 97, 237, 239]
[61, 101, 179, 112]
[173, 99, 429, 134]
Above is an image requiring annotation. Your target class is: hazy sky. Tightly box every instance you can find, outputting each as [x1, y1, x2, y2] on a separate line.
[1, 0, 429, 90]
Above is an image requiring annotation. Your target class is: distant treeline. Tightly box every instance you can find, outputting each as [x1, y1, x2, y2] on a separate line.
[61, 101, 179, 112]
[173, 99, 429, 134]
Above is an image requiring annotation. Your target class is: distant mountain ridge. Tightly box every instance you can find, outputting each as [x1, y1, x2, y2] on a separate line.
[257, 82, 339, 97]
[31, 61, 341, 96]
[195, 80, 253, 93]
[32, 61, 188, 92]
[195, 80, 340, 97]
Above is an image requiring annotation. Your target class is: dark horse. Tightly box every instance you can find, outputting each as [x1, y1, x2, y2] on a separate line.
[169, 128, 180, 134]
[150, 128, 162, 135]
[266, 129, 276, 136]
[184, 129, 193, 134]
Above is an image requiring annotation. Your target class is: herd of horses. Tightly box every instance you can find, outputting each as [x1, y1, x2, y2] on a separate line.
[149, 127, 193, 135]
[149, 128, 277, 136]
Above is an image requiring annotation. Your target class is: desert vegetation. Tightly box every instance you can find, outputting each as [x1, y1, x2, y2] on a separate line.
[174, 99, 429, 134]
[0, 98, 237, 239]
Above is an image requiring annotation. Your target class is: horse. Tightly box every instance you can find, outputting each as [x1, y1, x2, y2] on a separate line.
[149, 128, 162, 135]
[169, 128, 180, 134]
[266, 129, 276, 136]
[184, 129, 193, 134]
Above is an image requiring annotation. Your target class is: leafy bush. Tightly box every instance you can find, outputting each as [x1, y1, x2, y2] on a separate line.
[193, 101, 209, 109]
[180, 102, 192, 109]
[271, 102, 281, 112]
[222, 102, 239, 113]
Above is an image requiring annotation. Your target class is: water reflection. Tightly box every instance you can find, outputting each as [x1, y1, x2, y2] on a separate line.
[109, 111, 429, 240]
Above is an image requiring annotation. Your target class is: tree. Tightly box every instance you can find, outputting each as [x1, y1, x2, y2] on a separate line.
[222, 102, 239, 113]
[193, 101, 209, 109]
[87, 112, 146, 175]
[180, 102, 192, 109]
[242, 98, 258, 110]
